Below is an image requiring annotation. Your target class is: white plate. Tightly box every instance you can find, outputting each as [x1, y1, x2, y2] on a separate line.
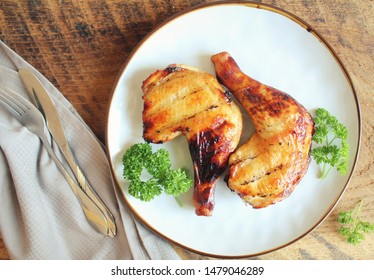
[106, 2, 360, 258]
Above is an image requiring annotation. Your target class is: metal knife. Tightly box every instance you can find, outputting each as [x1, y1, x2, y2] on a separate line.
[19, 68, 117, 237]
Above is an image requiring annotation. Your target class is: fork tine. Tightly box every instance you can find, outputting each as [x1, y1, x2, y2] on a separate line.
[0, 87, 29, 113]
[0, 89, 24, 118]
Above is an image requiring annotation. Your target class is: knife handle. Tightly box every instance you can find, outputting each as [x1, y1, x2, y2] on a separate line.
[62, 148, 117, 237]
[38, 135, 111, 236]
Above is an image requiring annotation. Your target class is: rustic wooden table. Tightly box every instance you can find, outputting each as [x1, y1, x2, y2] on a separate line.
[0, 0, 373, 260]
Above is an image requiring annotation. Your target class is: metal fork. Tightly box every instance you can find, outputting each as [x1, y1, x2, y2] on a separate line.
[0, 87, 111, 237]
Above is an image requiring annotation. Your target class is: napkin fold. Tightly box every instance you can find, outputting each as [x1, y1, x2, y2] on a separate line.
[0, 40, 180, 260]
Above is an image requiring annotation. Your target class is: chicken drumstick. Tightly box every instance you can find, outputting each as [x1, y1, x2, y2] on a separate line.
[211, 52, 314, 208]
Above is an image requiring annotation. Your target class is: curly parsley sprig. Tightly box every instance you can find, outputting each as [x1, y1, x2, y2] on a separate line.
[310, 108, 349, 179]
[337, 200, 374, 245]
[122, 143, 193, 205]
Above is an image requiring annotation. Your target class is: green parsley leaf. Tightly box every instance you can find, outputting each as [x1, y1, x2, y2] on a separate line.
[337, 211, 353, 224]
[128, 178, 162, 202]
[122, 142, 193, 206]
[310, 108, 350, 179]
[122, 143, 152, 181]
[337, 200, 374, 245]
[162, 168, 193, 197]
[144, 148, 171, 178]
[361, 222, 374, 233]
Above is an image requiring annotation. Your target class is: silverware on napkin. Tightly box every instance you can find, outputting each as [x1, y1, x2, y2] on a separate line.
[18, 69, 117, 237]
[0, 86, 112, 236]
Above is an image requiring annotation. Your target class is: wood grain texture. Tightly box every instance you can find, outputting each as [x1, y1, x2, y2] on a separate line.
[0, 0, 373, 260]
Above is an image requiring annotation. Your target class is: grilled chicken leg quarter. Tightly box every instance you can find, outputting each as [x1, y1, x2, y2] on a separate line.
[211, 52, 314, 208]
[142, 64, 242, 216]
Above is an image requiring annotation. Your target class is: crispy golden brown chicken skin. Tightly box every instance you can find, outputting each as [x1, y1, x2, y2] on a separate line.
[142, 64, 242, 216]
[211, 52, 314, 208]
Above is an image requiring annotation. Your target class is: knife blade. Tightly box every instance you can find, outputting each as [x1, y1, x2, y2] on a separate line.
[19, 68, 117, 237]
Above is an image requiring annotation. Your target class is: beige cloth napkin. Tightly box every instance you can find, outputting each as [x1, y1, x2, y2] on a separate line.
[0, 40, 179, 260]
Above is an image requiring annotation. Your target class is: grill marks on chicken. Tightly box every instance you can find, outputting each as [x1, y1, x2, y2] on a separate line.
[211, 52, 314, 208]
[142, 64, 242, 216]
